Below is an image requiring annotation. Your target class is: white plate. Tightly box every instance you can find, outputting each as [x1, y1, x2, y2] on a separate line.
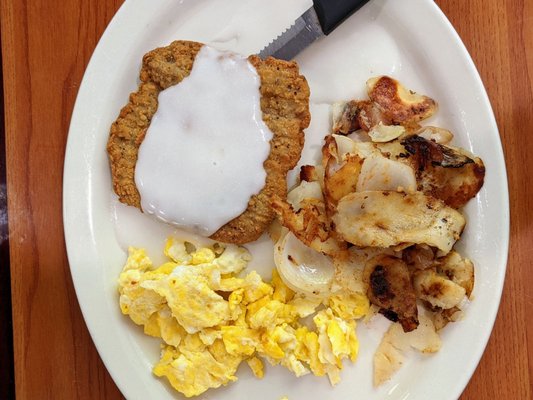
[63, 0, 509, 399]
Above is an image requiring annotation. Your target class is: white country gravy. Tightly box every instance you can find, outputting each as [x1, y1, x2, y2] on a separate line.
[135, 45, 273, 236]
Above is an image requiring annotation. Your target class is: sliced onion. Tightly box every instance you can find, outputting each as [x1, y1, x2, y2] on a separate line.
[331, 101, 347, 131]
[274, 231, 335, 298]
[332, 134, 357, 158]
[416, 126, 454, 144]
[356, 155, 416, 192]
[347, 129, 372, 143]
[287, 180, 323, 210]
[368, 123, 405, 143]
[333, 134, 377, 159]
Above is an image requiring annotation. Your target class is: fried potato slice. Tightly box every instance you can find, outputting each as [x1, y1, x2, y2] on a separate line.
[401, 135, 486, 208]
[401, 135, 474, 169]
[356, 154, 416, 193]
[402, 244, 437, 272]
[416, 126, 454, 144]
[299, 165, 320, 183]
[333, 191, 465, 254]
[327, 133, 484, 209]
[332, 246, 397, 295]
[271, 196, 344, 256]
[437, 251, 475, 297]
[420, 160, 485, 209]
[432, 306, 464, 331]
[321, 135, 362, 215]
[332, 101, 362, 134]
[413, 270, 466, 309]
[376, 135, 485, 208]
[357, 100, 394, 132]
[367, 76, 437, 125]
[332, 100, 393, 133]
[368, 123, 405, 143]
[324, 155, 362, 206]
[332, 77, 437, 136]
[333, 134, 378, 159]
[363, 255, 419, 332]
[374, 312, 441, 386]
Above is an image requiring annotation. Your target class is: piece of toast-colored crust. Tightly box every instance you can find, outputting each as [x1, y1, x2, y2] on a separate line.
[106, 40, 310, 244]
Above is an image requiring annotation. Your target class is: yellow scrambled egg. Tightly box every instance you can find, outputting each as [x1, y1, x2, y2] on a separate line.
[118, 237, 369, 398]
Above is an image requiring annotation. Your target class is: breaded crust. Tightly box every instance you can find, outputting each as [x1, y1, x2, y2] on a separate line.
[107, 41, 203, 208]
[107, 40, 310, 244]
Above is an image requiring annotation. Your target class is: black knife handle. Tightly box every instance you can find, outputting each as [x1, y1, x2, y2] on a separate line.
[313, 0, 370, 35]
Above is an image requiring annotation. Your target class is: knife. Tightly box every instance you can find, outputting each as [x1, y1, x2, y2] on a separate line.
[259, 0, 371, 61]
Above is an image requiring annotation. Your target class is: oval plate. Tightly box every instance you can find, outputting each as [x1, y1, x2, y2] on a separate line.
[63, 0, 509, 399]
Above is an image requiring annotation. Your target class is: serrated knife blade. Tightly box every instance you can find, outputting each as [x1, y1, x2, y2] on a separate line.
[259, 0, 371, 61]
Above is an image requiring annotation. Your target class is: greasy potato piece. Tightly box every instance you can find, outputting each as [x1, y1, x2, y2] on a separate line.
[363, 255, 419, 332]
[300, 165, 320, 183]
[368, 123, 405, 143]
[321, 134, 363, 213]
[271, 195, 344, 256]
[416, 126, 454, 144]
[367, 76, 437, 125]
[374, 313, 441, 386]
[418, 154, 485, 208]
[107, 40, 310, 244]
[332, 246, 394, 295]
[332, 77, 437, 135]
[401, 135, 474, 169]
[419, 161, 485, 209]
[401, 135, 485, 208]
[402, 245, 437, 272]
[332, 100, 393, 134]
[432, 306, 463, 331]
[332, 100, 361, 134]
[333, 191, 465, 254]
[413, 269, 466, 309]
[357, 100, 394, 132]
[324, 154, 362, 205]
[356, 154, 417, 193]
[437, 251, 475, 297]
[376, 135, 485, 208]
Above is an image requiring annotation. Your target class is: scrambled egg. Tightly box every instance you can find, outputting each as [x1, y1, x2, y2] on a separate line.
[118, 237, 369, 398]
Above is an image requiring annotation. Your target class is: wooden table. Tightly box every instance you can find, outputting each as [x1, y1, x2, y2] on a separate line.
[1, 0, 531, 398]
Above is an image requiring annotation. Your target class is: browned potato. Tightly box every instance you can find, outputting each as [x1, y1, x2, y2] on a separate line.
[332, 100, 393, 133]
[416, 126, 454, 144]
[374, 313, 441, 386]
[332, 100, 362, 134]
[363, 255, 419, 332]
[401, 135, 485, 208]
[324, 154, 362, 206]
[437, 251, 475, 297]
[413, 269, 466, 309]
[367, 76, 437, 125]
[432, 307, 463, 331]
[333, 191, 465, 254]
[321, 134, 362, 214]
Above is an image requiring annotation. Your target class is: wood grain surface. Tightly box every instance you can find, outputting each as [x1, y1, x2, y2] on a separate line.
[1, 0, 531, 399]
